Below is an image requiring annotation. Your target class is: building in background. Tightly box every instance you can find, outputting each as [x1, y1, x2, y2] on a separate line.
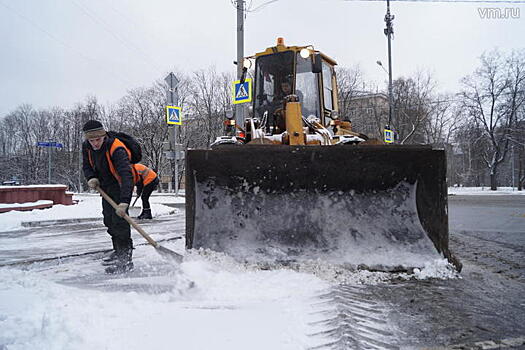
[347, 92, 389, 140]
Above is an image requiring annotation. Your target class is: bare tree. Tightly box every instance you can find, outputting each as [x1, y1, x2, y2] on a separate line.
[460, 49, 525, 190]
[391, 71, 436, 144]
[512, 103, 525, 190]
[424, 94, 462, 146]
[336, 65, 365, 120]
[187, 67, 234, 147]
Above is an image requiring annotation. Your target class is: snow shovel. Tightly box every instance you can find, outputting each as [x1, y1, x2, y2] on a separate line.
[96, 186, 183, 263]
[131, 194, 139, 208]
[131, 188, 142, 208]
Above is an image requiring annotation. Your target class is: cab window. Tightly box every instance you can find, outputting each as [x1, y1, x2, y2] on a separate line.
[296, 53, 320, 118]
[322, 61, 334, 111]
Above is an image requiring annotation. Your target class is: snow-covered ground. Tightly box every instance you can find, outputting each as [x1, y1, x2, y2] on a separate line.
[448, 186, 525, 195]
[0, 189, 471, 349]
[0, 200, 53, 210]
[0, 250, 330, 350]
[0, 192, 182, 233]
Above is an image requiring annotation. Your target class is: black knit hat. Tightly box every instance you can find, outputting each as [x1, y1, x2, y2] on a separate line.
[83, 120, 106, 139]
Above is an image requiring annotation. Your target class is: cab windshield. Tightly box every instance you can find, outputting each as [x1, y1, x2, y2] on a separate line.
[253, 51, 321, 121]
[253, 51, 294, 119]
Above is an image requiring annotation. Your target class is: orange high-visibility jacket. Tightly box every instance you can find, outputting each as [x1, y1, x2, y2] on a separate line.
[133, 164, 158, 186]
[88, 138, 139, 185]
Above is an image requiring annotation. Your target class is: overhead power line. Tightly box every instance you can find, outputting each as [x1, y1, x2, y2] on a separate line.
[71, 0, 163, 73]
[230, 0, 281, 13]
[246, 0, 281, 12]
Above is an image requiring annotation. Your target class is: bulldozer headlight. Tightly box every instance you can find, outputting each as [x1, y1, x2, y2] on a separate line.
[300, 48, 311, 58]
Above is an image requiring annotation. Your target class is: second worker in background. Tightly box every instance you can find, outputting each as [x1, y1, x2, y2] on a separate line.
[133, 163, 159, 220]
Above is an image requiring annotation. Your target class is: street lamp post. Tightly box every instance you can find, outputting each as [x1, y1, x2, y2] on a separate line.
[376, 60, 394, 143]
[383, 0, 395, 134]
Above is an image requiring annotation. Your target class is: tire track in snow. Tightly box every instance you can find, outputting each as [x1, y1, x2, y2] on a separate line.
[308, 284, 400, 350]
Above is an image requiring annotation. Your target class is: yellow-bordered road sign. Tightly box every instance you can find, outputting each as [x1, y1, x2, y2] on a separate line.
[384, 128, 394, 143]
[232, 78, 252, 104]
[166, 105, 182, 125]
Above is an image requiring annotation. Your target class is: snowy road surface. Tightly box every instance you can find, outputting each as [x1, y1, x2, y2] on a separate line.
[0, 193, 524, 349]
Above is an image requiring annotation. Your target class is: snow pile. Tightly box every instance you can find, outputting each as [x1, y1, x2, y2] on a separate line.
[0, 184, 67, 189]
[290, 260, 396, 285]
[0, 193, 176, 232]
[412, 259, 460, 280]
[193, 181, 442, 270]
[189, 249, 459, 286]
[0, 200, 53, 209]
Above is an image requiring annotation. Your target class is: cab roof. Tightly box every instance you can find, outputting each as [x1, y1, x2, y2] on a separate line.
[252, 38, 338, 66]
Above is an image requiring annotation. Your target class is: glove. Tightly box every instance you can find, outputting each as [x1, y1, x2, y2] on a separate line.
[87, 178, 100, 189]
[115, 203, 129, 218]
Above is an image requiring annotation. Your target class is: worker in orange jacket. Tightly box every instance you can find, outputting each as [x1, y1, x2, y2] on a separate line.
[133, 164, 159, 220]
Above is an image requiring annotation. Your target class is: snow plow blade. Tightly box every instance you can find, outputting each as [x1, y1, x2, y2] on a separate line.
[185, 145, 459, 271]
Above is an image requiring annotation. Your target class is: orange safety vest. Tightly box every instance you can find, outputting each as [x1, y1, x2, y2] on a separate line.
[133, 164, 158, 186]
[88, 138, 139, 185]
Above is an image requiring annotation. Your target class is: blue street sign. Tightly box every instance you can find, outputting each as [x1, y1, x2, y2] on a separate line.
[232, 78, 252, 104]
[36, 141, 63, 148]
[166, 105, 182, 125]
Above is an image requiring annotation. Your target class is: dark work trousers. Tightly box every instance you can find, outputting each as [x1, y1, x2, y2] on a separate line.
[101, 185, 132, 254]
[141, 177, 159, 209]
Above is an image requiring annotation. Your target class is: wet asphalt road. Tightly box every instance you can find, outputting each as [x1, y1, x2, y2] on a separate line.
[370, 195, 525, 349]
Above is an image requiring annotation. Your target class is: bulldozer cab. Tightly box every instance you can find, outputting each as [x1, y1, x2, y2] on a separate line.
[252, 39, 337, 130]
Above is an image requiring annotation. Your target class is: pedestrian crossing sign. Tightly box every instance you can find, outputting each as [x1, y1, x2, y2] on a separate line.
[384, 128, 394, 143]
[166, 105, 182, 125]
[232, 78, 252, 104]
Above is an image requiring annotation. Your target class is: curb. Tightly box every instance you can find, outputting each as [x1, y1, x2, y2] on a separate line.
[21, 217, 101, 227]
[21, 208, 181, 228]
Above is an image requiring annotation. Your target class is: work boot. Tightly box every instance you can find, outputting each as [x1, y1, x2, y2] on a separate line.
[101, 251, 118, 266]
[137, 208, 152, 220]
[105, 244, 133, 274]
[101, 237, 119, 265]
[105, 259, 134, 274]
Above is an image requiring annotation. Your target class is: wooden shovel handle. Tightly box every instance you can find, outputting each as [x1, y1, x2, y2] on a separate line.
[96, 186, 159, 248]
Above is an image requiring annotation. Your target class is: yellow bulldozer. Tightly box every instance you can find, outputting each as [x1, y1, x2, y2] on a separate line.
[185, 38, 460, 272]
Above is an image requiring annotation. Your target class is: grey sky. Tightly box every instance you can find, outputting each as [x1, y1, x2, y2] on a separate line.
[0, 0, 523, 116]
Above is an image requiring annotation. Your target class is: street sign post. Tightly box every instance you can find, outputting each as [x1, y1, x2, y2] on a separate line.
[36, 141, 63, 183]
[165, 72, 179, 105]
[165, 72, 181, 195]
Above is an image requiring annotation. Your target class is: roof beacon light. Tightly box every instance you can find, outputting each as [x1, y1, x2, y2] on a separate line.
[277, 37, 285, 46]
